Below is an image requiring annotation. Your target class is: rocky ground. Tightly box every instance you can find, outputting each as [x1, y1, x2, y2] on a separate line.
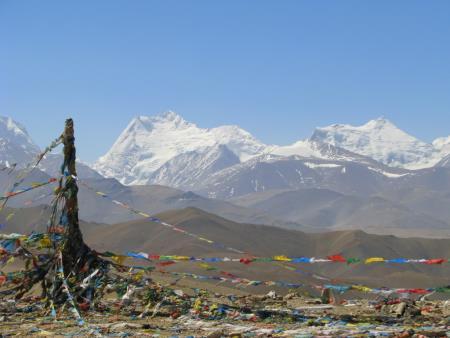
[0, 289, 449, 337]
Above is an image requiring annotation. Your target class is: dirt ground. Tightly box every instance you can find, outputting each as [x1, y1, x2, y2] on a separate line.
[0, 289, 449, 337]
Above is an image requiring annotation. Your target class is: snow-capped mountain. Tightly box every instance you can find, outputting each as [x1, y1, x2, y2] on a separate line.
[196, 153, 411, 199]
[309, 118, 444, 169]
[4, 113, 450, 237]
[0, 116, 102, 178]
[93, 111, 383, 187]
[94, 112, 450, 187]
[0, 116, 41, 167]
[93, 111, 267, 185]
[93, 111, 413, 198]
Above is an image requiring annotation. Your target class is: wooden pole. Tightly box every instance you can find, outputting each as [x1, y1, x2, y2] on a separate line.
[60, 118, 91, 273]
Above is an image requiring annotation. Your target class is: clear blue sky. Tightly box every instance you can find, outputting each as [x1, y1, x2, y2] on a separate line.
[1, 1, 450, 162]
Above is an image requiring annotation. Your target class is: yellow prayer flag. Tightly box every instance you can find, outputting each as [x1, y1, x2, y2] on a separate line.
[199, 263, 217, 271]
[351, 285, 373, 292]
[132, 270, 144, 282]
[273, 255, 292, 262]
[193, 298, 202, 311]
[111, 255, 127, 265]
[39, 237, 52, 248]
[173, 255, 190, 260]
[364, 257, 385, 264]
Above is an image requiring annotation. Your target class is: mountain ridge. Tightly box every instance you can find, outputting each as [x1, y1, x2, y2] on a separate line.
[2, 113, 450, 238]
[93, 112, 450, 187]
[310, 117, 447, 169]
[93, 111, 266, 185]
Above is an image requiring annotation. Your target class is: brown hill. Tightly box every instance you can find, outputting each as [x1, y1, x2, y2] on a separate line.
[84, 207, 450, 290]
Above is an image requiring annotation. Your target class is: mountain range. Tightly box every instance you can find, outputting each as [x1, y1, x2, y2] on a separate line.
[1, 113, 450, 238]
[93, 112, 450, 190]
[2, 111, 450, 186]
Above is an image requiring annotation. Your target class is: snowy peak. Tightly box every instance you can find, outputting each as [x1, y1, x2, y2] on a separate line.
[0, 116, 40, 167]
[133, 111, 192, 131]
[0, 116, 39, 152]
[310, 117, 436, 168]
[157, 110, 190, 126]
[359, 116, 395, 129]
[122, 112, 192, 136]
[312, 117, 416, 145]
[209, 125, 267, 161]
[0, 116, 105, 178]
[94, 111, 267, 185]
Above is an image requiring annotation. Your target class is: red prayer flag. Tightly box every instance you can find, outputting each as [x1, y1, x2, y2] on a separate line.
[424, 259, 446, 265]
[239, 258, 253, 265]
[221, 271, 237, 278]
[327, 254, 346, 263]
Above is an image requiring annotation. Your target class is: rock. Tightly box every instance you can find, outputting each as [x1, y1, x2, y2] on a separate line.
[284, 293, 296, 300]
[443, 300, 450, 316]
[266, 290, 277, 299]
[394, 302, 406, 317]
[173, 289, 184, 297]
